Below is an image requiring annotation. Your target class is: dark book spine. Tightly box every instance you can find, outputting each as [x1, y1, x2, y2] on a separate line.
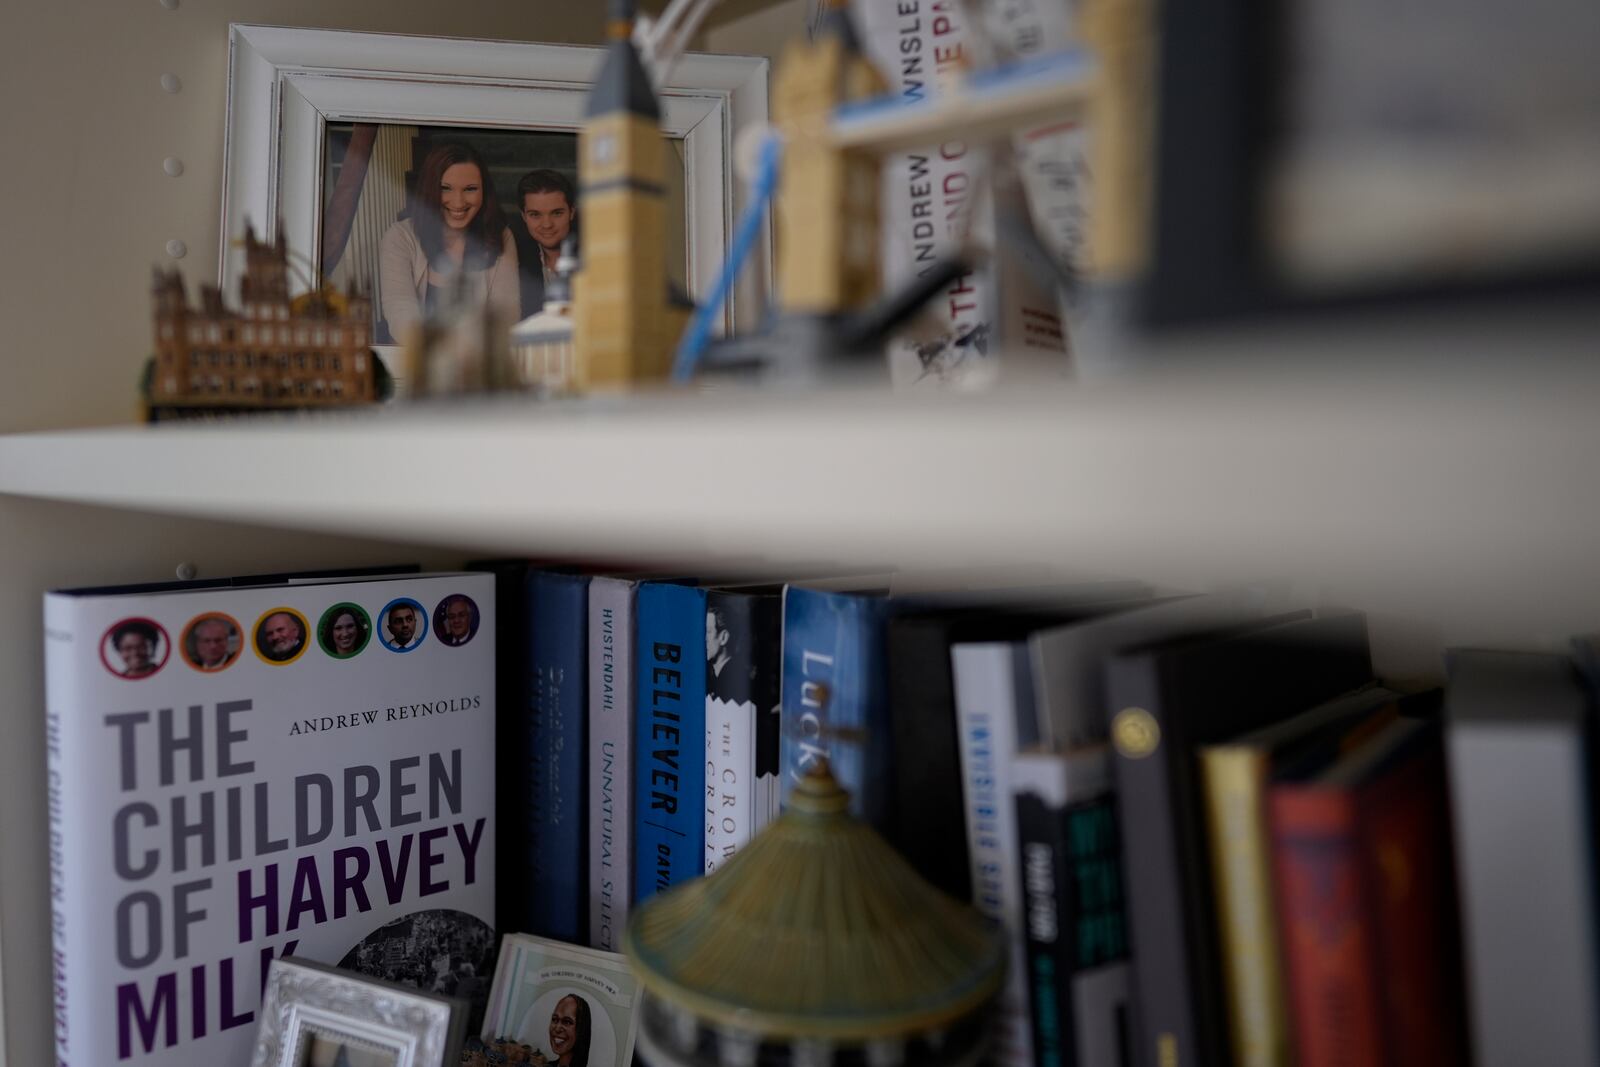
[634, 583, 707, 902]
[526, 571, 589, 943]
[1269, 787, 1384, 1067]
[1358, 734, 1466, 1067]
[886, 619, 972, 901]
[1019, 786, 1131, 1067]
[1106, 655, 1208, 1067]
[750, 596, 783, 834]
[1017, 788, 1080, 1067]
[470, 560, 531, 936]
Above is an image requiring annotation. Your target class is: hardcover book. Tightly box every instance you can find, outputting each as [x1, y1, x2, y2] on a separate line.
[951, 640, 1038, 1067]
[470, 560, 533, 937]
[587, 576, 638, 952]
[780, 585, 896, 826]
[1447, 649, 1600, 1067]
[1197, 685, 1398, 1067]
[525, 570, 590, 944]
[634, 582, 707, 903]
[44, 571, 496, 1067]
[704, 588, 782, 873]
[1106, 611, 1370, 1067]
[885, 604, 1090, 901]
[1270, 710, 1466, 1067]
[1011, 747, 1130, 1067]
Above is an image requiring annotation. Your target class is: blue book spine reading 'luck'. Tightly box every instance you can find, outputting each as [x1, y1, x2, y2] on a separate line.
[634, 582, 707, 903]
[780, 586, 895, 826]
[526, 570, 589, 943]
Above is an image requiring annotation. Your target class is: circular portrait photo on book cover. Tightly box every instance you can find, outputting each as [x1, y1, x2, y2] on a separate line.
[252, 607, 311, 665]
[512, 988, 622, 1067]
[318, 602, 373, 660]
[378, 597, 428, 653]
[100, 617, 170, 680]
[432, 593, 481, 649]
[338, 910, 496, 1030]
[180, 612, 243, 673]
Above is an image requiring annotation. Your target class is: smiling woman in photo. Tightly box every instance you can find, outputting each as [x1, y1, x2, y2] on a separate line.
[533, 993, 591, 1067]
[377, 142, 520, 342]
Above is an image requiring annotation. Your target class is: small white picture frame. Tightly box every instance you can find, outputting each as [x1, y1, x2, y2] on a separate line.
[251, 957, 462, 1067]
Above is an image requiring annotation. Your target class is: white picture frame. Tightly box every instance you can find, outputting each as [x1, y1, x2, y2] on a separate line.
[251, 957, 462, 1067]
[220, 24, 770, 345]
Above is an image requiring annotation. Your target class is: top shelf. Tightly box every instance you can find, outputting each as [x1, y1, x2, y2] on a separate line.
[4, 348, 1600, 639]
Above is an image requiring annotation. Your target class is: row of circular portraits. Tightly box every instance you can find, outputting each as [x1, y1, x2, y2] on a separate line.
[100, 593, 482, 679]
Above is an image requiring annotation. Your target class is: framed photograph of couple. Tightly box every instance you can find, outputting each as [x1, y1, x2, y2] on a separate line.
[221, 25, 769, 377]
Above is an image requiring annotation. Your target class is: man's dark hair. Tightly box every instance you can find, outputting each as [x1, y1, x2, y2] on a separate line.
[516, 169, 576, 211]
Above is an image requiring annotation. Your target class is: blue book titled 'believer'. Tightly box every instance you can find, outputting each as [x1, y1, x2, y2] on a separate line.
[634, 582, 707, 903]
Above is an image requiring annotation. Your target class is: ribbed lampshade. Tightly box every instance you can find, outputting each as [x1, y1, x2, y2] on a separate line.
[623, 763, 1005, 1046]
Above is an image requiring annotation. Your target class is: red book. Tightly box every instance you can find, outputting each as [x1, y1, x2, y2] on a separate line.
[1269, 714, 1466, 1067]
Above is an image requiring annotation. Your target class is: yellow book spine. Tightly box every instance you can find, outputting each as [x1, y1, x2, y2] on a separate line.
[1199, 746, 1291, 1067]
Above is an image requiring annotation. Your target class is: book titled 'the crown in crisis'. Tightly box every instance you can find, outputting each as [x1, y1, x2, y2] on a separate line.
[44, 571, 497, 1067]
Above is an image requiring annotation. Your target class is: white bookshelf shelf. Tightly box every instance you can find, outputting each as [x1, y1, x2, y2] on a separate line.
[3, 367, 1598, 640]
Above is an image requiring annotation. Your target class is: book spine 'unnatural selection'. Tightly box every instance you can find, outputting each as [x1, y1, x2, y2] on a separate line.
[587, 577, 636, 951]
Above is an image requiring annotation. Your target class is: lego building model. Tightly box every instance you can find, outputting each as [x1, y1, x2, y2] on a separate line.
[771, 0, 887, 323]
[569, 0, 693, 391]
[509, 239, 579, 394]
[144, 225, 385, 421]
[670, 0, 1097, 382]
[552, 0, 1104, 390]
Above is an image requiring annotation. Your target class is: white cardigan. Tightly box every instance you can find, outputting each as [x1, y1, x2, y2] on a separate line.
[377, 218, 521, 341]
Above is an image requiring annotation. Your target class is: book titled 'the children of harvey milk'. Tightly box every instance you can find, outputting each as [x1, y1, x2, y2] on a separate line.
[45, 571, 496, 1067]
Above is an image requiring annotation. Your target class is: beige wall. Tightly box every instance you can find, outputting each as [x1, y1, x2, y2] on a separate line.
[0, 0, 614, 435]
[700, 0, 810, 61]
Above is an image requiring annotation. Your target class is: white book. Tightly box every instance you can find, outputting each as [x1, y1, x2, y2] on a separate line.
[952, 641, 1036, 1067]
[45, 571, 496, 1067]
[705, 695, 756, 874]
[587, 576, 638, 951]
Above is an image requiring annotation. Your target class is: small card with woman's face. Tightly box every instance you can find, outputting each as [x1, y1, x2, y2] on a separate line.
[475, 934, 639, 1067]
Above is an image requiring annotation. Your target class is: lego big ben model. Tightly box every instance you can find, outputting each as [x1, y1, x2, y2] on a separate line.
[571, 0, 691, 390]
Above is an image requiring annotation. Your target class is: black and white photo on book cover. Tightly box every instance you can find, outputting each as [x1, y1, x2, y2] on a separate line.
[45, 571, 496, 1067]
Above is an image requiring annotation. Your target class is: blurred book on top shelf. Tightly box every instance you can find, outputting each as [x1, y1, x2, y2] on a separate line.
[1146, 0, 1600, 327]
[1268, 0, 1600, 293]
